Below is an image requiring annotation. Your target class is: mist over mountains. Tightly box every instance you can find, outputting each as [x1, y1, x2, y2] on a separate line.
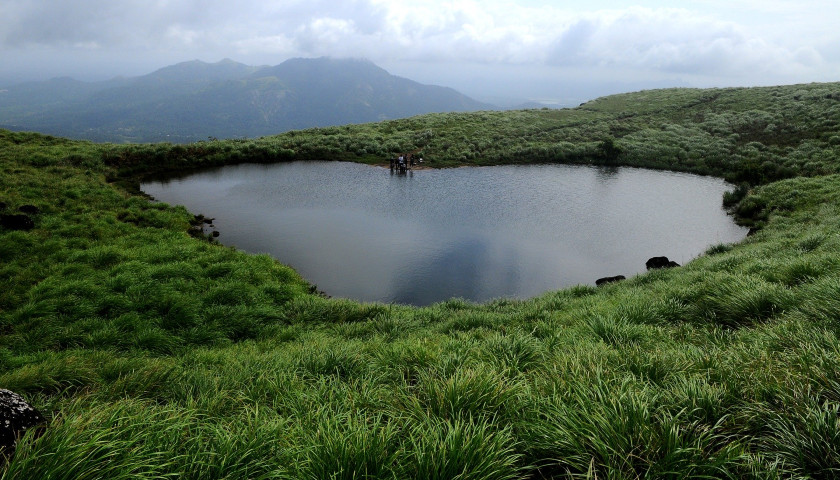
[0, 57, 494, 143]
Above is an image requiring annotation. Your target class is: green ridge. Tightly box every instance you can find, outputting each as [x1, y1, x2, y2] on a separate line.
[1, 81, 840, 478]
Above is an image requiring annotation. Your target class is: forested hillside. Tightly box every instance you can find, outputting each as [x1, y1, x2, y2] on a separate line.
[1, 81, 840, 478]
[0, 58, 491, 143]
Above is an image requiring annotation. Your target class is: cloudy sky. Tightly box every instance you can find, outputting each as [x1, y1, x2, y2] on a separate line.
[1, 0, 838, 104]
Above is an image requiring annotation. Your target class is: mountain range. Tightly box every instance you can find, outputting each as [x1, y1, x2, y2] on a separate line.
[0, 58, 493, 143]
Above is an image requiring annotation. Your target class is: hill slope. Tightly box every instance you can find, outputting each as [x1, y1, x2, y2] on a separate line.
[0, 58, 491, 142]
[2, 82, 840, 478]
[112, 81, 840, 197]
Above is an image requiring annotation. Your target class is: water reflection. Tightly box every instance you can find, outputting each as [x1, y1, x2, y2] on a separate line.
[595, 165, 620, 182]
[142, 161, 748, 306]
[389, 235, 522, 305]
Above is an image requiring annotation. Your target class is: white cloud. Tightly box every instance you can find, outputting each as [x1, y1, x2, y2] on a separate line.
[0, 0, 837, 93]
[539, 6, 829, 79]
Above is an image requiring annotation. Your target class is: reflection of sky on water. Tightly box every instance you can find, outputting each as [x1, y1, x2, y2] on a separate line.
[390, 234, 523, 306]
[142, 161, 748, 306]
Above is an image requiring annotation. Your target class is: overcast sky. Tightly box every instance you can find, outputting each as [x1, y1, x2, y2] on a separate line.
[2, 0, 838, 104]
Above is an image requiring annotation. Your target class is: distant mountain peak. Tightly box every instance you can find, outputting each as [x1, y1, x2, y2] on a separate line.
[139, 58, 259, 85]
[0, 57, 494, 143]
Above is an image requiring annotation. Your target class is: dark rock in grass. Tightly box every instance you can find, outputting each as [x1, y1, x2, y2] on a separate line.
[596, 275, 626, 286]
[645, 256, 679, 270]
[0, 389, 46, 457]
[0, 214, 35, 231]
[17, 205, 40, 215]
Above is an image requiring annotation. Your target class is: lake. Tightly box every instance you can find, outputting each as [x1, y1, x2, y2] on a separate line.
[142, 161, 748, 306]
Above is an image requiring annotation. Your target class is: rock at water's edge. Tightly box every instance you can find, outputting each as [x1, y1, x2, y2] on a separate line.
[596, 275, 626, 286]
[645, 256, 679, 270]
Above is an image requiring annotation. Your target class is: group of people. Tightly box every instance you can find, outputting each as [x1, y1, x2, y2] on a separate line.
[390, 153, 423, 172]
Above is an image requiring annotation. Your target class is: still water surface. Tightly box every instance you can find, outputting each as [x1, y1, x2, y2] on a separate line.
[143, 162, 748, 306]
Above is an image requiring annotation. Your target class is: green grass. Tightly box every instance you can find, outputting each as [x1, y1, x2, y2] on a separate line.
[2, 82, 840, 478]
[98, 81, 840, 189]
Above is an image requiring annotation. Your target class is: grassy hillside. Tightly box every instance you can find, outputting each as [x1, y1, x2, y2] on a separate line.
[1, 82, 840, 478]
[103, 82, 840, 195]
